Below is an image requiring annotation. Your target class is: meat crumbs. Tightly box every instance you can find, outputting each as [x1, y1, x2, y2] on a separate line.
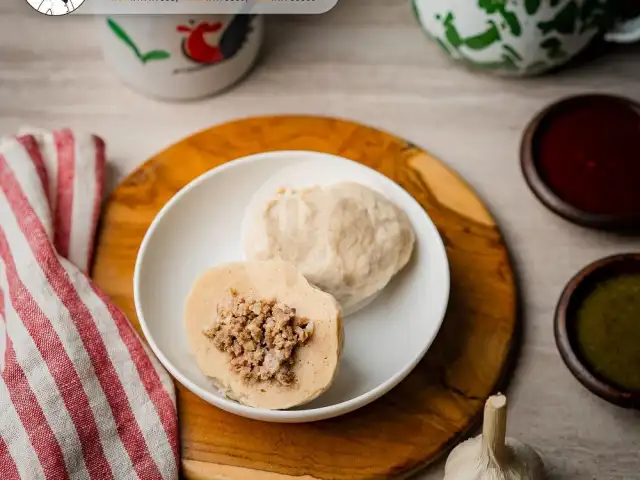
[203, 290, 314, 386]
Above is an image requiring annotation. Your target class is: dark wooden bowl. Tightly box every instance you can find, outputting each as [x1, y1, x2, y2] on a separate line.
[521, 94, 640, 231]
[555, 253, 640, 409]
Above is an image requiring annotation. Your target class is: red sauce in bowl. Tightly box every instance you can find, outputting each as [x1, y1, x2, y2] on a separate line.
[532, 95, 640, 218]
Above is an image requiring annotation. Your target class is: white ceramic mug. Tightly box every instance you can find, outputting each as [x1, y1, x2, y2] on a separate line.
[99, 15, 264, 100]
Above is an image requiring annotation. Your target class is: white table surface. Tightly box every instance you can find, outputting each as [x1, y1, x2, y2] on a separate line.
[1, 1, 640, 479]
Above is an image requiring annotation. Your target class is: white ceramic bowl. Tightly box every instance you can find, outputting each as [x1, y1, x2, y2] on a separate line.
[134, 150, 450, 423]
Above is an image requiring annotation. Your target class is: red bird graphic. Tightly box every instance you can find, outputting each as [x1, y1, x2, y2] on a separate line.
[176, 16, 255, 69]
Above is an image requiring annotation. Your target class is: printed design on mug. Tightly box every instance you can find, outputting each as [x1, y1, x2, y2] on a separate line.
[106, 18, 172, 64]
[174, 15, 256, 74]
[27, 0, 85, 15]
[412, 0, 610, 75]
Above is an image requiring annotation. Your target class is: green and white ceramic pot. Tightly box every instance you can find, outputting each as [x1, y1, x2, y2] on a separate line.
[411, 0, 640, 76]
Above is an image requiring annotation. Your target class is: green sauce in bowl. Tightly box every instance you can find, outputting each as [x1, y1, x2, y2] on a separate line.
[576, 274, 640, 392]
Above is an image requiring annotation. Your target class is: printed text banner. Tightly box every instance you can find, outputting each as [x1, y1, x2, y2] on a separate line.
[75, 0, 339, 15]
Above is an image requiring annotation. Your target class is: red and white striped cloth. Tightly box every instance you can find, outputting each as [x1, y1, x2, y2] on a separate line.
[0, 129, 179, 480]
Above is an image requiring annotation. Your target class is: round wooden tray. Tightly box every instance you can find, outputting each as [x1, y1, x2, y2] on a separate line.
[92, 116, 518, 480]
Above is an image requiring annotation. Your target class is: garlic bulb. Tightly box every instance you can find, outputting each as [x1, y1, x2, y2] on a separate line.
[443, 394, 545, 480]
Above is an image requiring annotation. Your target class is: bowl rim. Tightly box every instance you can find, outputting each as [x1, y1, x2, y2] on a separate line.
[554, 253, 640, 409]
[133, 149, 451, 422]
[520, 93, 640, 231]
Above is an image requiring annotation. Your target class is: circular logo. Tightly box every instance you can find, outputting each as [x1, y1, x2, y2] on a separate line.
[27, 0, 85, 15]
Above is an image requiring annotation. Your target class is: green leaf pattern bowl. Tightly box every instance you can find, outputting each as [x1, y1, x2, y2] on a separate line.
[411, 0, 637, 76]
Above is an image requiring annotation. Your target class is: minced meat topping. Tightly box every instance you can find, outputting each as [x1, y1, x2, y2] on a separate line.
[203, 290, 314, 386]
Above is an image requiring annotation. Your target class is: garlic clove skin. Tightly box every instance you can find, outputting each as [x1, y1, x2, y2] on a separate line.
[444, 435, 545, 480]
[442, 394, 545, 480]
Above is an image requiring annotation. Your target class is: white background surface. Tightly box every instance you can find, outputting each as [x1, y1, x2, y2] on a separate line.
[1, 0, 639, 478]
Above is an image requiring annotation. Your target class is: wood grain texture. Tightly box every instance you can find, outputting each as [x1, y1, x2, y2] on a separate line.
[91, 115, 518, 479]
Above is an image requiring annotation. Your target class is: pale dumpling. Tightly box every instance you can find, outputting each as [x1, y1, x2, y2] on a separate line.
[184, 260, 343, 410]
[243, 182, 415, 314]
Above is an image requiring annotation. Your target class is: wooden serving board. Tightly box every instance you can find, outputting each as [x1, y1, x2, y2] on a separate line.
[92, 116, 518, 479]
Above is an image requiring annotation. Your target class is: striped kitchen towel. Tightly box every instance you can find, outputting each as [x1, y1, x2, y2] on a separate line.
[0, 130, 179, 480]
